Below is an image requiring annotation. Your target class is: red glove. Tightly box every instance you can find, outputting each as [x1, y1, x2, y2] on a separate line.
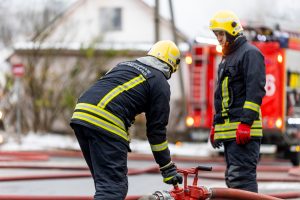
[210, 126, 222, 149]
[236, 123, 251, 145]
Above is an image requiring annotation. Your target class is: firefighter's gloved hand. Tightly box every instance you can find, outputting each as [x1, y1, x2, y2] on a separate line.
[236, 123, 251, 145]
[160, 162, 182, 185]
[210, 126, 222, 149]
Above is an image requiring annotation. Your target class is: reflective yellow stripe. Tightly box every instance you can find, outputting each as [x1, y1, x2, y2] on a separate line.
[215, 120, 262, 131]
[214, 131, 236, 139]
[243, 101, 260, 113]
[251, 129, 264, 137]
[221, 77, 229, 117]
[151, 140, 168, 152]
[252, 120, 262, 128]
[72, 112, 129, 141]
[75, 103, 125, 130]
[214, 120, 263, 140]
[259, 109, 262, 120]
[215, 122, 239, 132]
[164, 176, 174, 182]
[98, 75, 146, 108]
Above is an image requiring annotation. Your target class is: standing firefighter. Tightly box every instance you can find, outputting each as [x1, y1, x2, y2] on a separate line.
[70, 40, 183, 199]
[209, 10, 266, 192]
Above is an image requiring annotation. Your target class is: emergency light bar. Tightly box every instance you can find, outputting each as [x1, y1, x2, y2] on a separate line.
[287, 118, 300, 125]
[194, 37, 219, 45]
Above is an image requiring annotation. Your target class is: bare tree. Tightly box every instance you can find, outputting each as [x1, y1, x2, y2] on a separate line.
[19, 47, 114, 133]
[1, 1, 124, 134]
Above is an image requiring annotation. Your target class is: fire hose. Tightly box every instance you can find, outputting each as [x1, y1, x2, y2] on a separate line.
[0, 151, 300, 199]
[140, 165, 282, 200]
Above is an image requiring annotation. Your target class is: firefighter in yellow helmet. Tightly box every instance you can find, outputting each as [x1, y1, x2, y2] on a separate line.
[209, 10, 243, 53]
[70, 40, 182, 199]
[209, 10, 266, 192]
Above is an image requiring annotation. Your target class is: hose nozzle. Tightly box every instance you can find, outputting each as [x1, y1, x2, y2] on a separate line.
[138, 195, 159, 200]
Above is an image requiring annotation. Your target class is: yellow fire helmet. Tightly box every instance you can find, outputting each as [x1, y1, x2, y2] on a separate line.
[147, 40, 181, 73]
[209, 10, 243, 36]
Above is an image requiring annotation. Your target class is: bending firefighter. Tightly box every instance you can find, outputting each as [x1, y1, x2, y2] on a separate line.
[209, 10, 266, 192]
[70, 40, 183, 199]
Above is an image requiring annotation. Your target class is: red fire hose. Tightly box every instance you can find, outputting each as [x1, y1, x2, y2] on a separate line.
[0, 195, 141, 200]
[0, 196, 92, 200]
[210, 187, 282, 200]
[268, 192, 300, 199]
[1, 151, 300, 200]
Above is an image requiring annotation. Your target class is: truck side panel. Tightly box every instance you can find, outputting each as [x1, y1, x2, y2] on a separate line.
[253, 42, 286, 133]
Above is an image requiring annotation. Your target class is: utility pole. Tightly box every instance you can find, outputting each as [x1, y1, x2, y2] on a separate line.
[154, 0, 160, 42]
[168, 0, 186, 121]
[12, 63, 24, 144]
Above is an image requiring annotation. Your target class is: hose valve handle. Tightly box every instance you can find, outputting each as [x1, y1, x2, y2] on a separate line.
[196, 165, 213, 171]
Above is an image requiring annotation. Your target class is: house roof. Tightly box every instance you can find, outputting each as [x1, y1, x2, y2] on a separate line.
[27, 0, 188, 48]
[31, 0, 87, 42]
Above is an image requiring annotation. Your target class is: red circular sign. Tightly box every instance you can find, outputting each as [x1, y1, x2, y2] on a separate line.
[12, 64, 25, 77]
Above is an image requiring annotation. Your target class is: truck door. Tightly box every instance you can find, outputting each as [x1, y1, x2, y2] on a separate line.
[253, 42, 286, 134]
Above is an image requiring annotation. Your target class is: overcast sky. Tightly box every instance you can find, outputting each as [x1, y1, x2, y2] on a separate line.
[3, 0, 300, 40]
[144, 0, 300, 39]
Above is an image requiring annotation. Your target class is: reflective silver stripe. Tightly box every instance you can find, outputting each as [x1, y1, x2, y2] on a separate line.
[243, 101, 260, 113]
[214, 120, 263, 140]
[98, 75, 146, 108]
[160, 161, 173, 170]
[215, 17, 237, 23]
[150, 140, 168, 152]
[221, 77, 229, 117]
[72, 112, 129, 141]
[75, 103, 125, 130]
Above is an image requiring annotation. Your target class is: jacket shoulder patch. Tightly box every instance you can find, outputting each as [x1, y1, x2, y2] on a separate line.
[121, 61, 153, 78]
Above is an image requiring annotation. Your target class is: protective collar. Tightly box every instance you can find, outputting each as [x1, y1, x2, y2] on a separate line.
[137, 56, 171, 79]
[223, 35, 247, 56]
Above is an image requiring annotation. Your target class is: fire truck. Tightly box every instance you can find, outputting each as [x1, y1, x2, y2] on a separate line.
[185, 26, 300, 165]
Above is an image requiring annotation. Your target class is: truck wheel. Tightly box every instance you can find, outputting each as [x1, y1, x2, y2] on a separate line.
[290, 152, 300, 166]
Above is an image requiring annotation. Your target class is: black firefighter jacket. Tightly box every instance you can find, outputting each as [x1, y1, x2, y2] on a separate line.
[70, 60, 172, 167]
[213, 36, 266, 143]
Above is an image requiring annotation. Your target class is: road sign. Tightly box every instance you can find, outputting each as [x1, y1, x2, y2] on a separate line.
[12, 64, 25, 77]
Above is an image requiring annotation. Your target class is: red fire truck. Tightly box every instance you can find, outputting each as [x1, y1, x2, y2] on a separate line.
[185, 26, 300, 165]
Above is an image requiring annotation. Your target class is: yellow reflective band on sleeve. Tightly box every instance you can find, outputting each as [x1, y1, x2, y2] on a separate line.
[214, 122, 239, 132]
[250, 129, 263, 137]
[252, 120, 262, 128]
[243, 101, 260, 113]
[98, 75, 146, 108]
[214, 131, 236, 140]
[150, 140, 168, 152]
[72, 112, 129, 141]
[75, 103, 125, 130]
[221, 77, 229, 117]
[214, 120, 263, 140]
[164, 176, 174, 183]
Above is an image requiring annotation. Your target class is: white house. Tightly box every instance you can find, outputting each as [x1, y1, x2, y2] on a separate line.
[8, 0, 190, 134]
[12, 0, 189, 97]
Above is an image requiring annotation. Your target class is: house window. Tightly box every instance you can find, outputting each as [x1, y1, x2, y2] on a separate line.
[100, 7, 122, 32]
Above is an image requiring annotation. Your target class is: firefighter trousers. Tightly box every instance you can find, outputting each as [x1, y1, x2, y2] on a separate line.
[72, 124, 128, 200]
[224, 139, 261, 193]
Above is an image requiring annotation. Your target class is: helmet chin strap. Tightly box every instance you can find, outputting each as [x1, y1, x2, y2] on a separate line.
[225, 32, 236, 44]
[223, 32, 239, 50]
